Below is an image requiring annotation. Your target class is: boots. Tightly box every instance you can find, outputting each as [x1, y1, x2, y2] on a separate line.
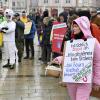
[3, 63, 9, 68]
[24, 51, 29, 59]
[30, 51, 34, 60]
[9, 64, 15, 69]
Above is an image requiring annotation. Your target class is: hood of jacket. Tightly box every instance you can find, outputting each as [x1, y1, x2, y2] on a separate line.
[73, 16, 93, 39]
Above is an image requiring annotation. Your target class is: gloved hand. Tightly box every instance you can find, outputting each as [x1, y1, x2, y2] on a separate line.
[1, 29, 7, 33]
[2, 27, 8, 30]
[1, 27, 8, 33]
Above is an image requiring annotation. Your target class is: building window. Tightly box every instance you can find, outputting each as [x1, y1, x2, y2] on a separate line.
[12, 2, 15, 6]
[66, 0, 70, 3]
[55, 0, 59, 3]
[44, 0, 48, 3]
[17, 2, 21, 8]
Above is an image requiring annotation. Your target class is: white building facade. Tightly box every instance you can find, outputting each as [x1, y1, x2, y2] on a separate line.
[38, 0, 76, 14]
[38, 0, 98, 14]
[0, 0, 99, 14]
[12, 0, 27, 13]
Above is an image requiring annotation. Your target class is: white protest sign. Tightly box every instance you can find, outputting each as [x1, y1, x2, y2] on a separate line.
[63, 38, 95, 83]
[24, 22, 32, 35]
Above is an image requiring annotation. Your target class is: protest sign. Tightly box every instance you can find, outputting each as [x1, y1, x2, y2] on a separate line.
[63, 38, 95, 83]
[24, 22, 32, 35]
[52, 23, 67, 53]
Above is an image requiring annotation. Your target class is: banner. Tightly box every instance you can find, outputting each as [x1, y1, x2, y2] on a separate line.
[24, 22, 32, 35]
[52, 23, 67, 53]
[63, 38, 95, 83]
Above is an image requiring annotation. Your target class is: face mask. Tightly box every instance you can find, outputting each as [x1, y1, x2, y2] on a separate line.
[6, 15, 12, 21]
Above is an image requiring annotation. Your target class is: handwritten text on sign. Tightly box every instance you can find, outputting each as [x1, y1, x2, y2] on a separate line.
[63, 38, 95, 83]
[24, 22, 32, 35]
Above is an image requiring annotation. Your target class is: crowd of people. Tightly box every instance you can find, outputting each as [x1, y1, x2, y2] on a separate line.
[0, 8, 100, 67]
[0, 7, 100, 100]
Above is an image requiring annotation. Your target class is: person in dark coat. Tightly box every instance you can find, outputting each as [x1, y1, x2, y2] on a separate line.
[59, 8, 68, 23]
[14, 13, 25, 62]
[41, 17, 52, 64]
[76, 10, 91, 20]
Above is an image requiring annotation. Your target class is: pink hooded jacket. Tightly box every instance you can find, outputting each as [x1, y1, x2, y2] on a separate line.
[55, 16, 100, 85]
[73, 16, 100, 85]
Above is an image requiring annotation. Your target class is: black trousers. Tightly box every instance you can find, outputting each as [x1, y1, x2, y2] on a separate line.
[25, 38, 34, 57]
[42, 44, 51, 63]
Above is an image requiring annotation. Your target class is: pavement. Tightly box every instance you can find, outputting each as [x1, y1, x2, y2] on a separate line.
[0, 34, 99, 100]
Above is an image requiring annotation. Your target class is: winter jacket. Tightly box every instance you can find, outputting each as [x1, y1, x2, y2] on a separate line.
[42, 24, 52, 45]
[72, 16, 100, 85]
[15, 19, 25, 40]
[58, 16, 100, 85]
[61, 28, 72, 52]
[24, 21, 36, 39]
[20, 16, 28, 23]
[91, 23, 100, 43]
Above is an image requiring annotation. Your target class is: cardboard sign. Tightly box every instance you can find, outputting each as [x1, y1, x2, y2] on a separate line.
[52, 23, 67, 53]
[63, 38, 95, 83]
[24, 22, 32, 35]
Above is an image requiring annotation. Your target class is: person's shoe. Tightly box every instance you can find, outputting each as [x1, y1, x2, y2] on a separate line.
[18, 58, 22, 62]
[30, 56, 34, 60]
[24, 56, 29, 59]
[9, 64, 14, 69]
[3, 64, 9, 68]
[38, 57, 42, 60]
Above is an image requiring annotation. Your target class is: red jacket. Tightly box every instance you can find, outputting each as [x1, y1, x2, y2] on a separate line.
[91, 23, 100, 43]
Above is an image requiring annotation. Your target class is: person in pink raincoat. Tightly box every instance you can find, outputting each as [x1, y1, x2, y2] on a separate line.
[64, 16, 100, 100]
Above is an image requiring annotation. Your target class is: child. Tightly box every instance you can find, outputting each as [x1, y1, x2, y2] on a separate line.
[66, 16, 100, 100]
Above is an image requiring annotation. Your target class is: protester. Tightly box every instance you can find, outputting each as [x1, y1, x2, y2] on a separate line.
[24, 15, 36, 59]
[41, 17, 52, 64]
[59, 8, 68, 23]
[14, 13, 25, 62]
[65, 16, 100, 100]
[0, 9, 18, 69]
[20, 11, 28, 23]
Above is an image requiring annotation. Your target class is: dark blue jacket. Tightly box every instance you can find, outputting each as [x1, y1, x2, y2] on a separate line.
[24, 21, 36, 39]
